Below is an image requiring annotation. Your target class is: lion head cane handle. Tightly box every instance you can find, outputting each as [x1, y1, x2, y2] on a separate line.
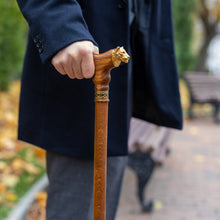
[93, 46, 130, 101]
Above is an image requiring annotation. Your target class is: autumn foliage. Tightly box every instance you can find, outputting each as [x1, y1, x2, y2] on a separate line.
[0, 81, 46, 219]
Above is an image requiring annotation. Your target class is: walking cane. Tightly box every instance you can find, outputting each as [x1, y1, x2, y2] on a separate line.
[93, 47, 130, 220]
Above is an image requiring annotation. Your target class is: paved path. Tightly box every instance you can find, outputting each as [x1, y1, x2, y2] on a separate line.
[116, 118, 220, 220]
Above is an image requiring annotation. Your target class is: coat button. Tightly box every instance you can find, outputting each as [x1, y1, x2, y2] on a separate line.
[36, 42, 41, 48]
[33, 35, 40, 43]
[118, 0, 127, 9]
[33, 37, 38, 43]
[38, 47, 43, 54]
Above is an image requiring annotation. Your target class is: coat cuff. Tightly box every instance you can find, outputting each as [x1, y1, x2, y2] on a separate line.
[32, 29, 97, 64]
[17, 0, 98, 63]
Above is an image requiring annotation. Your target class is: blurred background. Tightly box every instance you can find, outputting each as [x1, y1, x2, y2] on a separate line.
[0, 0, 220, 219]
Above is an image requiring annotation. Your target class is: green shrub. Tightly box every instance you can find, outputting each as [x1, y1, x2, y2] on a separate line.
[0, 0, 27, 90]
[172, 0, 196, 77]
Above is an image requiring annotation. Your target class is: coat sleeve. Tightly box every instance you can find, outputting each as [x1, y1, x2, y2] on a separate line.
[17, 0, 97, 63]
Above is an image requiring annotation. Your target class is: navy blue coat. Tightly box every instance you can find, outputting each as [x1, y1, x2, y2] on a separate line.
[17, 0, 182, 159]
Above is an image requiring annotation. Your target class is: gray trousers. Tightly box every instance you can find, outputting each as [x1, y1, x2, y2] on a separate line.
[46, 151, 127, 220]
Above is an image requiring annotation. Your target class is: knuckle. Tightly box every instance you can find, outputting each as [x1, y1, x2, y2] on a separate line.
[80, 47, 93, 57]
[59, 58, 66, 66]
[78, 48, 88, 57]
[67, 50, 76, 59]
[69, 53, 76, 60]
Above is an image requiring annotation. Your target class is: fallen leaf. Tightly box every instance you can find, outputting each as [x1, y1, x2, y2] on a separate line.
[0, 81, 46, 214]
[35, 191, 47, 208]
[34, 148, 46, 158]
[0, 184, 7, 193]
[153, 200, 164, 211]
[10, 158, 26, 175]
[24, 163, 40, 175]
[2, 174, 19, 187]
[11, 158, 25, 170]
[0, 137, 16, 150]
[5, 193, 18, 202]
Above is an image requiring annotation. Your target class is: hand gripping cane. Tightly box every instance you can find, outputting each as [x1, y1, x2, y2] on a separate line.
[93, 47, 130, 220]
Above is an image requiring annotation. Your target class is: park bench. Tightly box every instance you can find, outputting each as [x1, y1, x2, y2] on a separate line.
[184, 71, 220, 123]
[128, 117, 171, 212]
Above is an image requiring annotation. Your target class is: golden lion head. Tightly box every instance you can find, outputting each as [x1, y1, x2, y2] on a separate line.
[112, 46, 130, 67]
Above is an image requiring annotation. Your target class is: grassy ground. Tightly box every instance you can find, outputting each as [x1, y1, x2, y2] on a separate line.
[0, 81, 46, 220]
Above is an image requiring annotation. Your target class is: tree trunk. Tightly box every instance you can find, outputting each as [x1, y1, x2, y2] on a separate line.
[195, 23, 217, 71]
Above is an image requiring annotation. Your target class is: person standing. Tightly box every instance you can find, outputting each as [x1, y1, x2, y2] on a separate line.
[16, 0, 182, 219]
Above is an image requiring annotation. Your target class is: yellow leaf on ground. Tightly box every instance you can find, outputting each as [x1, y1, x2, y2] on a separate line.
[5, 193, 18, 201]
[0, 137, 16, 150]
[153, 200, 164, 211]
[0, 184, 7, 193]
[24, 163, 40, 175]
[2, 174, 19, 187]
[11, 158, 25, 171]
[34, 148, 46, 158]
[35, 191, 47, 208]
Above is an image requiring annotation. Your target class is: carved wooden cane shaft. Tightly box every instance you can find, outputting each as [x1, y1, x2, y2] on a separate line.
[93, 47, 129, 220]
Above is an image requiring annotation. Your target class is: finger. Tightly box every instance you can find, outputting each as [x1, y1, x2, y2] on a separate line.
[64, 57, 76, 79]
[52, 61, 67, 75]
[59, 64, 67, 75]
[72, 57, 83, 79]
[51, 57, 66, 75]
[81, 52, 95, 79]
